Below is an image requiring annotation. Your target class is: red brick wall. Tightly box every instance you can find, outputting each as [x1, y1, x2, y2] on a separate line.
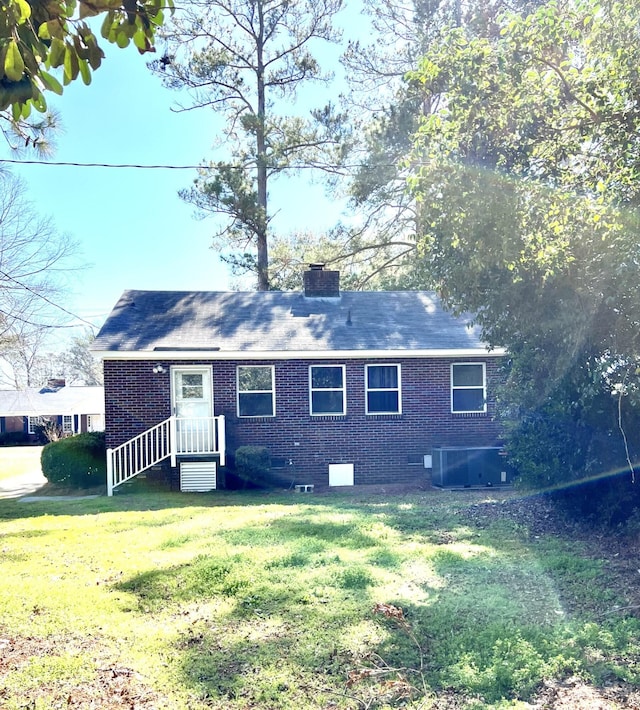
[103, 360, 172, 448]
[103, 357, 503, 487]
[303, 268, 340, 297]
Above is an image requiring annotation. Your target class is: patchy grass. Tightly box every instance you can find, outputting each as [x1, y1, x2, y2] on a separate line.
[0, 445, 43, 482]
[0, 488, 638, 709]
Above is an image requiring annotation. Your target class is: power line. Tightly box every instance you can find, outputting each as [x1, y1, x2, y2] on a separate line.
[0, 158, 203, 170]
[0, 270, 97, 329]
[0, 310, 86, 330]
[0, 157, 377, 171]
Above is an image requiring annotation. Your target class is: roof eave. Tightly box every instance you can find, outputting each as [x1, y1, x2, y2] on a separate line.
[93, 347, 507, 361]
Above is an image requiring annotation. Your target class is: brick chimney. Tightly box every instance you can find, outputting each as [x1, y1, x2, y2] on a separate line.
[303, 263, 340, 298]
[47, 378, 66, 389]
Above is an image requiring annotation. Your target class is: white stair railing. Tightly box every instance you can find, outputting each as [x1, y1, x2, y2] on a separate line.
[106, 417, 172, 496]
[175, 416, 226, 465]
[107, 416, 226, 496]
[106, 415, 226, 496]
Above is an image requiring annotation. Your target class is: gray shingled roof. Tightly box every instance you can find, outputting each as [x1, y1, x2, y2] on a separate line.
[92, 290, 493, 355]
[0, 386, 104, 417]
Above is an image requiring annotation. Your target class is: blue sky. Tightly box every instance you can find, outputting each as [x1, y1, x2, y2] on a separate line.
[2, 5, 363, 346]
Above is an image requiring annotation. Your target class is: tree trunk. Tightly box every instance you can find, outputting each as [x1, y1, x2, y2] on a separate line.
[256, 1, 269, 291]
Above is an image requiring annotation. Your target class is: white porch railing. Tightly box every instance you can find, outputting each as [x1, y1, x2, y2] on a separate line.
[106, 415, 226, 496]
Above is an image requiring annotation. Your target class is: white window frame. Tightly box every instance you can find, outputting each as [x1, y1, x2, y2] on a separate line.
[309, 364, 346, 416]
[365, 363, 402, 415]
[236, 365, 276, 418]
[451, 362, 487, 414]
[62, 415, 73, 434]
[28, 416, 43, 434]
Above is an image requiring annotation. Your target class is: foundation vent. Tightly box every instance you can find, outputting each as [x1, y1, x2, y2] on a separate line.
[180, 461, 217, 492]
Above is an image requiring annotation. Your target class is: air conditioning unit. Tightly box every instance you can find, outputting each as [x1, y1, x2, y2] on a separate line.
[431, 447, 511, 488]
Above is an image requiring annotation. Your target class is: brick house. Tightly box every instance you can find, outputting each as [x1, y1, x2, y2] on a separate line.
[0, 379, 105, 442]
[92, 266, 506, 495]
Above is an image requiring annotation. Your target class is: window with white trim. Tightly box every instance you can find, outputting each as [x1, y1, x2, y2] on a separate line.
[62, 415, 73, 434]
[451, 363, 486, 413]
[237, 365, 275, 417]
[28, 416, 43, 434]
[310, 365, 346, 415]
[366, 364, 401, 414]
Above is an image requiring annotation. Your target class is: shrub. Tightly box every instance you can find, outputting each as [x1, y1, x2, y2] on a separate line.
[0, 431, 31, 446]
[35, 419, 64, 442]
[31, 424, 51, 444]
[41, 432, 106, 488]
[234, 446, 271, 487]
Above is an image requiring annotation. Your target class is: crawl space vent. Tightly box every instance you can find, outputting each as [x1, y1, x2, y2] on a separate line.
[180, 461, 217, 492]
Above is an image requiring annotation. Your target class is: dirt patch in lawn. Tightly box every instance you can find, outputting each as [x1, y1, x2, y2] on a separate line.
[28, 481, 106, 496]
[0, 632, 162, 709]
[422, 684, 640, 709]
[532, 675, 640, 709]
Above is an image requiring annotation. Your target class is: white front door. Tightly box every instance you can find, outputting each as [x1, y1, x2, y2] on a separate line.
[171, 367, 214, 453]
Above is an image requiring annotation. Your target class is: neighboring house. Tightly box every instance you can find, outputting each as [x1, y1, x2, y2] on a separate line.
[93, 265, 508, 495]
[0, 379, 105, 442]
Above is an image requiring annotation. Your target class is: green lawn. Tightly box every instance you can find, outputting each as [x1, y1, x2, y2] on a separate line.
[0, 445, 43, 482]
[0, 486, 637, 709]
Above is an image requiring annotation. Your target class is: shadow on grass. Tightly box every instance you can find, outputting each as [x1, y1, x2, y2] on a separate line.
[224, 517, 383, 549]
[0, 487, 290, 521]
[173, 603, 363, 707]
[3, 475, 638, 707]
[106, 497, 461, 704]
[116, 541, 382, 616]
[101, 494, 640, 708]
[116, 547, 577, 707]
[366, 546, 640, 705]
[115, 542, 386, 706]
[0, 474, 488, 526]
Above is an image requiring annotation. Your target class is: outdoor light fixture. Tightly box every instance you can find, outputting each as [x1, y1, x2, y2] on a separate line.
[152, 364, 166, 374]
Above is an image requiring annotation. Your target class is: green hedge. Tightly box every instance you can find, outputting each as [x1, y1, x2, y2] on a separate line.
[0, 432, 31, 446]
[235, 446, 271, 486]
[41, 432, 106, 488]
